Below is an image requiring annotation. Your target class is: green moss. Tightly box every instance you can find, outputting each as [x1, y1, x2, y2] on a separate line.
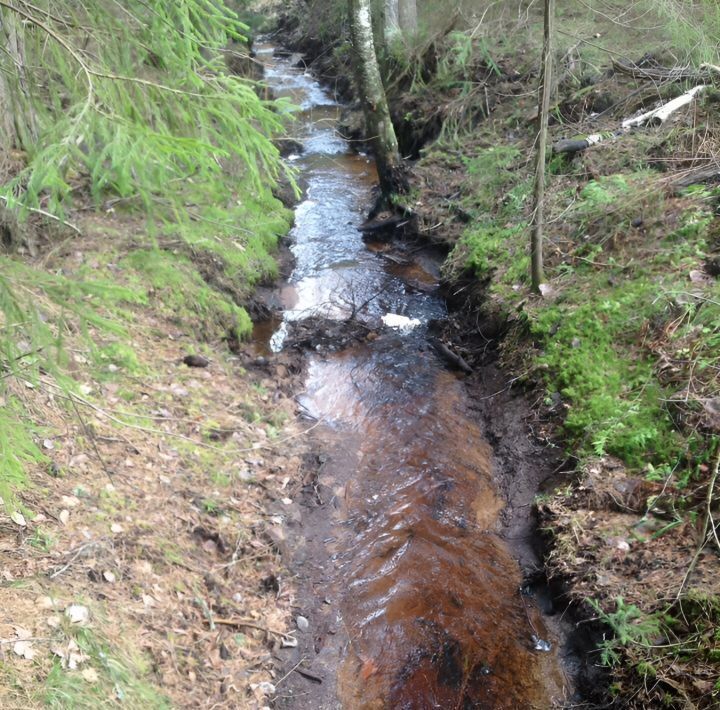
[121, 249, 252, 339]
[531, 277, 680, 465]
[452, 222, 528, 285]
[93, 342, 143, 375]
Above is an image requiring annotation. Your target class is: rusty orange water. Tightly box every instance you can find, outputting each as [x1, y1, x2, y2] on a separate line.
[299, 345, 565, 708]
[258, 45, 568, 708]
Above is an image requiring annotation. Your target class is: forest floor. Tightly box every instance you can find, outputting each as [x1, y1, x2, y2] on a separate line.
[0, 211, 309, 708]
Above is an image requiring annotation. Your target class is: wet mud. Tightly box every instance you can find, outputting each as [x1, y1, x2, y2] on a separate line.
[254, 45, 574, 709]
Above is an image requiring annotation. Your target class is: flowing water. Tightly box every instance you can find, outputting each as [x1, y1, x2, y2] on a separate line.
[256, 46, 568, 709]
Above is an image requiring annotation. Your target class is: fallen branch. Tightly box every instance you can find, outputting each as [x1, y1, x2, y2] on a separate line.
[48, 540, 106, 579]
[0, 195, 82, 235]
[430, 338, 473, 374]
[212, 617, 294, 641]
[670, 164, 720, 192]
[675, 445, 720, 600]
[707, 446, 720, 556]
[553, 131, 620, 154]
[553, 85, 709, 156]
[622, 85, 709, 129]
[612, 57, 713, 83]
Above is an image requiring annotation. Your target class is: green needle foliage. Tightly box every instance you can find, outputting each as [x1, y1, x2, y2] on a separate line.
[0, 0, 289, 217]
[0, 0, 293, 508]
[589, 597, 667, 667]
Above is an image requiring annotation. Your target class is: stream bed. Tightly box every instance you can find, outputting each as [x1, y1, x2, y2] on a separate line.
[255, 45, 570, 709]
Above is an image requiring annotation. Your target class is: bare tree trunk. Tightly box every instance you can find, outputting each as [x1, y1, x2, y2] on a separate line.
[384, 0, 400, 41]
[530, 0, 554, 292]
[398, 0, 417, 34]
[349, 0, 407, 203]
[0, 8, 38, 151]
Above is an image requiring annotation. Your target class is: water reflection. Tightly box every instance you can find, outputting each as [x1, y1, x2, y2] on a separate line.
[261, 45, 566, 708]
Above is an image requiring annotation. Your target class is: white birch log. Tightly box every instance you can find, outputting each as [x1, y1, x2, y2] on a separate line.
[557, 85, 711, 155]
[621, 85, 709, 129]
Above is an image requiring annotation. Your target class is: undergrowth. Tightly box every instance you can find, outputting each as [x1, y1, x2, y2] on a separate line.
[44, 625, 170, 709]
[439, 88, 719, 707]
[0, 1, 295, 509]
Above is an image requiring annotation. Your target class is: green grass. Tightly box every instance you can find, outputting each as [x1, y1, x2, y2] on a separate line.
[0, 399, 46, 511]
[43, 626, 170, 709]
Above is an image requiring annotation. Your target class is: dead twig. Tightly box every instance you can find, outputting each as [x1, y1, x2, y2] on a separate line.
[706, 446, 720, 556]
[0, 195, 82, 235]
[211, 617, 294, 641]
[675, 445, 720, 600]
[48, 539, 105, 579]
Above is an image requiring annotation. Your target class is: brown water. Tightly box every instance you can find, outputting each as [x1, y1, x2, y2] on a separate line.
[257, 46, 567, 708]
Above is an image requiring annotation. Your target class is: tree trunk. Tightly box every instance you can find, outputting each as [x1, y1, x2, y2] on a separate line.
[384, 0, 400, 41]
[530, 0, 554, 292]
[349, 0, 407, 203]
[398, 0, 417, 34]
[0, 8, 38, 151]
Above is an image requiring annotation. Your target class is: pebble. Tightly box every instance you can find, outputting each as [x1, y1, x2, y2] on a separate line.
[296, 615, 309, 632]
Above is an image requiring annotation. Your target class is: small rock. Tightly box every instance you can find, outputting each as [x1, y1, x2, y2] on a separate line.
[296, 615, 309, 632]
[65, 604, 90, 625]
[183, 354, 210, 368]
[10, 511, 27, 527]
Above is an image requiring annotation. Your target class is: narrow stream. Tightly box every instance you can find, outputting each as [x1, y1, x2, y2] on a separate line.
[256, 46, 568, 708]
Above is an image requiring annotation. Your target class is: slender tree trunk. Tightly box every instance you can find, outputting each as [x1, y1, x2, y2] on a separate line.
[384, 0, 400, 42]
[398, 0, 417, 34]
[530, 0, 554, 292]
[349, 0, 407, 203]
[0, 8, 38, 151]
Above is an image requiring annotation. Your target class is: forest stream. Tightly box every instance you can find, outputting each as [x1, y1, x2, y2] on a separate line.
[255, 45, 569, 709]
